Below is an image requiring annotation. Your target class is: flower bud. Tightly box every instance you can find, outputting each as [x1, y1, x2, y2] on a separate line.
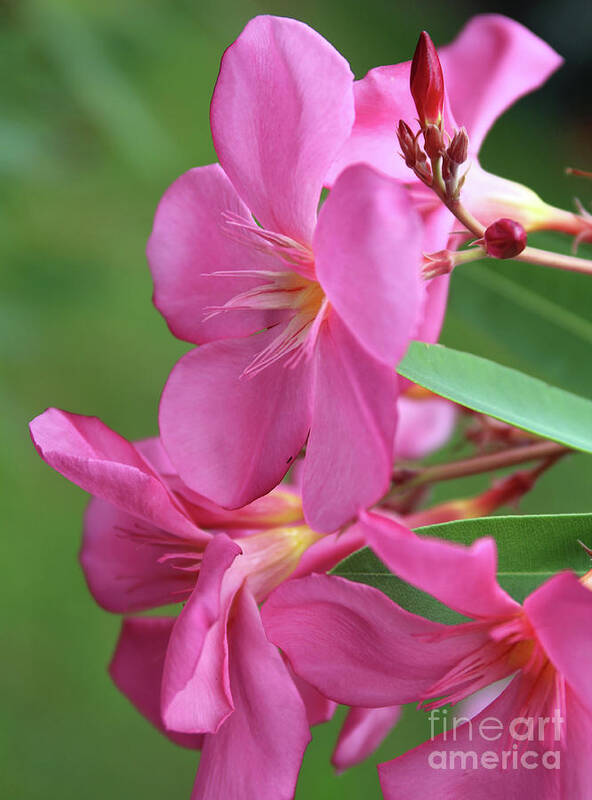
[484, 218, 527, 259]
[397, 119, 417, 167]
[422, 249, 455, 279]
[447, 127, 469, 165]
[423, 124, 445, 160]
[410, 31, 444, 129]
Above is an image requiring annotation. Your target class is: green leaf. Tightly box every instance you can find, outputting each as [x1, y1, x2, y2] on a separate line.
[442, 253, 592, 397]
[398, 341, 592, 453]
[332, 514, 592, 623]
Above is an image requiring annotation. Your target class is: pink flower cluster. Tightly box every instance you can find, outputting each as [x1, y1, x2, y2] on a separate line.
[30, 12, 590, 800]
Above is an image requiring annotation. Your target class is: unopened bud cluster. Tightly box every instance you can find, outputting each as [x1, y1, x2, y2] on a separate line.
[398, 31, 470, 201]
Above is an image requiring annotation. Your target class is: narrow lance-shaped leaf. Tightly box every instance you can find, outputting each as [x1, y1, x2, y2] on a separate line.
[333, 514, 592, 623]
[398, 341, 592, 453]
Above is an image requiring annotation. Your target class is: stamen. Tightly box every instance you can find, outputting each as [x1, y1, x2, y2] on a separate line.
[221, 212, 315, 278]
[205, 212, 326, 376]
[241, 314, 315, 377]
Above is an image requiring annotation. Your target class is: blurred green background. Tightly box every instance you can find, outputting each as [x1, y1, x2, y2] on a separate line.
[2, 0, 591, 797]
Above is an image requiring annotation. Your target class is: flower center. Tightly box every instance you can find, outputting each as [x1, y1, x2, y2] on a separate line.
[115, 489, 316, 604]
[421, 612, 564, 742]
[239, 524, 323, 602]
[206, 213, 328, 376]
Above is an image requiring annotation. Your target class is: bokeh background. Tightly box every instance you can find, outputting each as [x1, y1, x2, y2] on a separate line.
[3, 0, 592, 797]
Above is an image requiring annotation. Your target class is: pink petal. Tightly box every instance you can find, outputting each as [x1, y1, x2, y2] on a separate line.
[286, 663, 337, 727]
[413, 204, 455, 344]
[325, 63, 415, 184]
[109, 617, 202, 750]
[171, 483, 304, 532]
[161, 535, 242, 734]
[461, 163, 557, 229]
[394, 393, 457, 460]
[134, 437, 176, 475]
[29, 409, 201, 541]
[332, 705, 401, 773]
[262, 573, 490, 708]
[291, 525, 366, 579]
[159, 332, 312, 509]
[361, 510, 520, 619]
[415, 272, 450, 345]
[439, 14, 563, 153]
[147, 164, 281, 345]
[314, 164, 422, 366]
[192, 586, 310, 800]
[562, 689, 592, 798]
[81, 498, 197, 613]
[378, 675, 554, 799]
[302, 314, 398, 532]
[524, 571, 592, 714]
[210, 15, 354, 244]
[458, 676, 512, 720]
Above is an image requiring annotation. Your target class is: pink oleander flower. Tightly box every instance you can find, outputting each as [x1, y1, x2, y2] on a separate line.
[28, 399, 462, 791]
[263, 513, 592, 798]
[326, 15, 569, 261]
[33, 406, 459, 793]
[29, 408, 343, 799]
[149, 15, 427, 533]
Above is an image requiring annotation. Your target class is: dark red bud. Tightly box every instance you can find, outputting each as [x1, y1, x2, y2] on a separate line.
[484, 218, 527, 259]
[414, 155, 432, 184]
[397, 120, 416, 167]
[410, 31, 444, 129]
[423, 124, 445, 159]
[447, 127, 469, 164]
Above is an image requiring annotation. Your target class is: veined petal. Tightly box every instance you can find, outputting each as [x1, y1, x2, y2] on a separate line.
[439, 14, 563, 153]
[147, 164, 281, 345]
[159, 332, 312, 510]
[378, 675, 556, 799]
[314, 164, 423, 367]
[192, 586, 310, 800]
[161, 535, 242, 734]
[262, 573, 490, 708]
[360, 511, 520, 620]
[302, 314, 398, 532]
[81, 498, 197, 613]
[109, 617, 203, 750]
[332, 705, 401, 773]
[525, 571, 592, 715]
[210, 15, 354, 244]
[29, 409, 200, 541]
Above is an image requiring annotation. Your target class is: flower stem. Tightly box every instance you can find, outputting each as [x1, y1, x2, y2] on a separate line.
[515, 246, 592, 276]
[390, 440, 569, 492]
[425, 174, 592, 275]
